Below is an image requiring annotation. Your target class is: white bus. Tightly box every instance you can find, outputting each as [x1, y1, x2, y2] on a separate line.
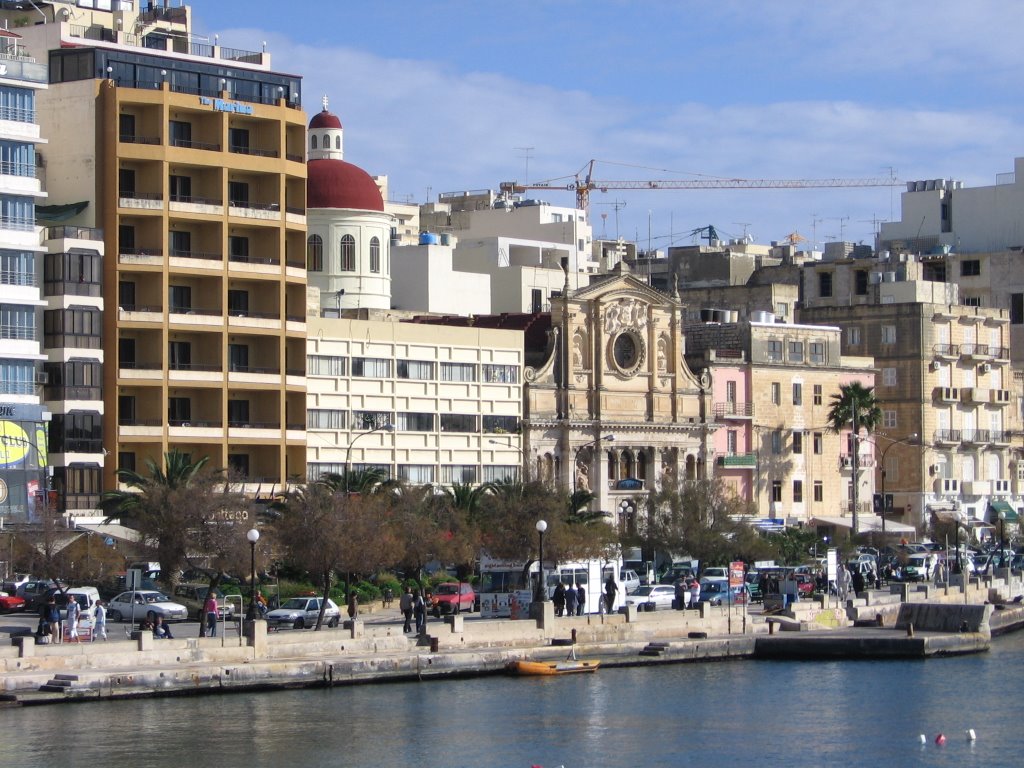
[478, 554, 625, 619]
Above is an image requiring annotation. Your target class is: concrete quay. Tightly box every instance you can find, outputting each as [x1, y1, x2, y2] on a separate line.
[2, 571, 1022, 706]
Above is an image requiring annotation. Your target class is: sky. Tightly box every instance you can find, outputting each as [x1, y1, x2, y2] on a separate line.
[188, 0, 1024, 251]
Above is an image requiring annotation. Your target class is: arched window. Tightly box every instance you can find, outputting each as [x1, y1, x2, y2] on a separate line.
[306, 234, 323, 271]
[369, 237, 380, 273]
[636, 450, 647, 480]
[311, 135, 318, 150]
[335, 135, 341, 150]
[323, 134, 331, 149]
[339, 234, 355, 271]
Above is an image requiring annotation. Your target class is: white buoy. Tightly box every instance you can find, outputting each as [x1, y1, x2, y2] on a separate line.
[919, 734, 927, 745]
[967, 729, 976, 741]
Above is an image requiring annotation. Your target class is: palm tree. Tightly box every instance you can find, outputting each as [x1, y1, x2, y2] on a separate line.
[99, 450, 216, 588]
[320, 467, 388, 495]
[826, 382, 882, 435]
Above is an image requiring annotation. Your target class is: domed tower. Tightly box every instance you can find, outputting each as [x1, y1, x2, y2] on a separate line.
[306, 97, 393, 312]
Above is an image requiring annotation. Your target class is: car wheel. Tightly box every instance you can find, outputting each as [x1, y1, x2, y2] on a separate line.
[293, 618, 305, 630]
[109, 609, 122, 622]
[328, 617, 339, 628]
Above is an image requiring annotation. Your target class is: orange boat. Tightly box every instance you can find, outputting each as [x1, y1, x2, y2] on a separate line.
[508, 659, 601, 676]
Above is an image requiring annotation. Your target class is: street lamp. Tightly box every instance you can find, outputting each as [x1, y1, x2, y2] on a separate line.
[535, 519, 547, 602]
[344, 421, 395, 491]
[619, 499, 635, 535]
[245, 528, 260, 621]
[876, 433, 920, 536]
[999, 510, 1007, 566]
[573, 434, 614, 493]
[488, 437, 528, 481]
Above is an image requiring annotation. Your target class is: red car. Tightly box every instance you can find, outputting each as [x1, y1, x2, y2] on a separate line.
[430, 582, 476, 616]
[0, 592, 26, 612]
[792, 573, 816, 597]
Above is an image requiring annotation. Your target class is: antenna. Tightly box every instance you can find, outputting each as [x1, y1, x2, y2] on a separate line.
[514, 146, 535, 184]
[733, 222, 752, 242]
[595, 200, 626, 239]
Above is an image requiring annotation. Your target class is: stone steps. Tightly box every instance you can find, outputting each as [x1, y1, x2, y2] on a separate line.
[38, 673, 86, 694]
[639, 641, 669, 657]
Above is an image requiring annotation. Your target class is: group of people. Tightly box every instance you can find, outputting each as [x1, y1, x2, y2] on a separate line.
[551, 582, 587, 616]
[398, 586, 429, 634]
[36, 595, 109, 644]
[673, 578, 702, 610]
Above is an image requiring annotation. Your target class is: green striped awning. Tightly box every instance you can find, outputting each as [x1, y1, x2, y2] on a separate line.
[989, 500, 1017, 522]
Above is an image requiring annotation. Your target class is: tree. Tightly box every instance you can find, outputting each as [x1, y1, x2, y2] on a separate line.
[99, 450, 228, 588]
[826, 382, 882, 435]
[320, 467, 387, 495]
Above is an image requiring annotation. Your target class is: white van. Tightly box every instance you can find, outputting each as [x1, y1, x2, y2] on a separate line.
[62, 586, 101, 619]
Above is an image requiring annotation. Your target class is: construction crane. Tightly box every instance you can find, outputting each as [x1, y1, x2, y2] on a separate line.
[499, 159, 901, 211]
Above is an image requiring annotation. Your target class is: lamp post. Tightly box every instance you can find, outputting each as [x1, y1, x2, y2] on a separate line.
[344, 421, 395, 491]
[488, 437, 528, 481]
[877, 433, 920, 536]
[573, 434, 614, 494]
[245, 528, 260, 621]
[999, 511, 1007, 566]
[535, 519, 547, 602]
[618, 499, 635, 535]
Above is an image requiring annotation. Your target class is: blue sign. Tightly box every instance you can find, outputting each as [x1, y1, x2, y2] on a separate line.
[199, 96, 254, 115]
[615, 478, 643, 490]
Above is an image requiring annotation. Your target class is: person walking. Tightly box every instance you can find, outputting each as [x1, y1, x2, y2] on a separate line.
[43, 595, 61, 644]
[65, 594, 81, 642]
[552, 582, 566, 616]
[399, 586, 414, 633]
[576, 583, 586, 615]
[92, 599, 107, 641]
[413, 591, 426, 634]
[604, 574, 618, 615]
[564, 583, 578, 616]
[203, 591, 219, 637]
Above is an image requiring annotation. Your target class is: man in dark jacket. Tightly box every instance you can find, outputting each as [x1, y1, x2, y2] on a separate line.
[552, 582, 566, 616]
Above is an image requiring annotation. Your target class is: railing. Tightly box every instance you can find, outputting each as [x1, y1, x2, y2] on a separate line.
[716, 453, 756, 468]
[0, 161, 38, 178]
[170, 138, 222, 152]
[228, 366, 280, 375]
[46, 226, 103, 241]
[285, 206, 306, 215]
[961, 429, 989, 443]
[44, 280, 101, 297]
[119, 305, 162, 313]
[169, 195, 223, 206]
[0, 105, 36, 123]
[169, 249, 223, 262]
[229, 254, 280, 265]
[0, 217, 35, 231]
[1, 269, 37, 286]
[169, 306, 221, 317]
[286, 153, 305, 163]
[44, 334, 101, 349]
[59, 439, 104, 453]
[120, 248, 164, 259]
[932, 343, 959, 356]
[934, 429, 962, 443]
[220, 47, 263, 64]
[285, 314, 305, 323]
[229, 145, 280, 158]
[229, 310, 279, 320]
[119, 191, 163, 201]
[286, 368, 306, 376]
[1, 324, 36, 340]
[62, 493, 101, 511]
[713, 402, 754, 418]
[118, 418, 163, 427]
[119, 134, 161, 145]
[988, 430, 1010, 443]
[0, 381, 36, 395]
[45, 386, 100, 401]
[229, 421, 281, 429]
[960, 343, 992, 357]
[118, 361, 162, 371]
[229, 201, 281, 211]
[169, 419, 224, 428]
[839, 501, 873, 515]
[168, 363, 223, 372]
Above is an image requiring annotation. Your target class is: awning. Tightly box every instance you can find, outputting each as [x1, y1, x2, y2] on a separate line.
[989, 500, 1018, 522]
[810, 515, 916, 535]
[35, 201, 89, 223]
[928, 504, 966, 523]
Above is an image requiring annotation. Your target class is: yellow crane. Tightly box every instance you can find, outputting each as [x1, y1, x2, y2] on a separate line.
[500, 159, 900, 211]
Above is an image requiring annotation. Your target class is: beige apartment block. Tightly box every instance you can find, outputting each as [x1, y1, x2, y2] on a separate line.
[15, 6, 309, 494]
[801, 254, 1020, 533]
[685, 318, 877, 533]
[305, 316, 524, 487]
[524, 267, 707, 530]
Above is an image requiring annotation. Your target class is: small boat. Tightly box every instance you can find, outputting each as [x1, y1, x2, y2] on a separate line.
[509, 659, 601, 676]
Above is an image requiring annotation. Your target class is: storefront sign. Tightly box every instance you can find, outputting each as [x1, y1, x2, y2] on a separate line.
[199, 96, 254, 115]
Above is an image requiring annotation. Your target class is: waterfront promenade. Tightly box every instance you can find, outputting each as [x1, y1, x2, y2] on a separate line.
[3, 570, 1023, 706]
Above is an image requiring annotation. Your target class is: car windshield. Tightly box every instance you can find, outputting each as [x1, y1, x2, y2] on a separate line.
[280, 598, 309, 610]
[702, 583, 724, 593]
[145, 593, 170, 603]
[632, 587, 654, 597]
[435, 584, 460, 595]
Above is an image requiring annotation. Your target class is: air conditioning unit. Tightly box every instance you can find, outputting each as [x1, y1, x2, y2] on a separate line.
[929, 464, 940, 476]
[34, 371, 48, 385]
[979, 363, 991, 374]
[839, 455, 854, 470]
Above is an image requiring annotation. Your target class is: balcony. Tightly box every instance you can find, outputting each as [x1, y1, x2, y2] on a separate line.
[934, 478, 960, 495]
[932, 343, 959, 360]
[933, 429, 961, 445]
[168, 249, 224, 267]
[933, 386, 959, 403]
[119, 248, 164, 266]
[716, 453, 757, 468]
[988, 430, 1011, 446]
[960, 343, 994, 361]
[989, 389, 1011, 405]
[961, 480, 991, 496]
[993, 479, 1011, 495]
[839, 501, 872, 516]
[228, 201, 282, 221]
[961, 429, 988, 445]
[713, 402, 754, 419]
[838, 455, 874, 470]
[960, 387, 985, 404]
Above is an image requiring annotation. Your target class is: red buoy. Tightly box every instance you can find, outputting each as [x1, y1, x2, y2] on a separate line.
[935, 733, 947, 745]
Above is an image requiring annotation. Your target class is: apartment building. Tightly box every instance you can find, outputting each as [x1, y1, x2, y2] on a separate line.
[0, 38, 48, 524]
[685, 317, 881, 534]
[800, 252, 1020, 532]
[10, 2, 308, 498]
[305, 315, 524, 487]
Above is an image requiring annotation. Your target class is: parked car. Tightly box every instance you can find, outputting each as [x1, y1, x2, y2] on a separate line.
[902, 553, 936, 582]
[174, 584, 236, 620]
[59, 587, 101, 619]
[701, 567, 728, 580]
[266, 597, 341, 629]
[698, 579, 748, 606]
[16, 580, 66, 610]
[0, 591, 26, 612]
[430, 582, 475, 616]
[1, 573, 31, 594]
[624, 584, 676, 611]
[106, 590, 189, 623]
[792, 573, 816, 597]
[619, 569, 641, 595]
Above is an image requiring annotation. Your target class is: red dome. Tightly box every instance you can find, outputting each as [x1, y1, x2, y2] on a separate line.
[307, 159, 384, 211]
[309, 109, 342, 130]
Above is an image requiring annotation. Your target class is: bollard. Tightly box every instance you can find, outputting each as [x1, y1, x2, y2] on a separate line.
[906, 622, 914, 637]
[571, 628, 577, 644]
[429, 636, 439, 653]
[769, 620, 776, 635]
[875, 613, 883, 628]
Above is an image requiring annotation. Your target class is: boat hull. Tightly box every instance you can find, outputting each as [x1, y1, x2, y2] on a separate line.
[509, 660, 600, 676]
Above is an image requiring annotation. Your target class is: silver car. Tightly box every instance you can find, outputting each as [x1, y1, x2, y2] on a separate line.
[265, 597, 341, 629]
[624, 584, 677, 611]
[107, 590, 189, 623]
